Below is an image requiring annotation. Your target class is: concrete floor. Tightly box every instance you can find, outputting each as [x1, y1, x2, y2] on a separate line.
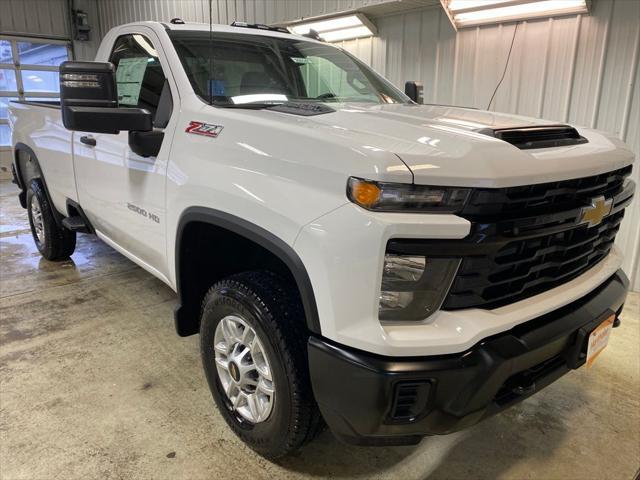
[1, 180, 638, 480]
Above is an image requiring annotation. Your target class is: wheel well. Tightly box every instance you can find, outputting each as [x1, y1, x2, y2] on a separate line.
[13, 143, 59, 220]
[14, 144, 43, 186]
[174, 209, 321, 337]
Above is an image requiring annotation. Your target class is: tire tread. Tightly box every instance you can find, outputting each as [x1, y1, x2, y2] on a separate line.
[27, 179, 76, 261]
[200, 271, 324, 458]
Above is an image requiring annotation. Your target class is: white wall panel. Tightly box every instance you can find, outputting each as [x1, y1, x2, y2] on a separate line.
[95, 0, 395, 33]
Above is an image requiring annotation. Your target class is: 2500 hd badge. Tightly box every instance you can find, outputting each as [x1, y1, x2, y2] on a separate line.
[127, 203, 160, 224]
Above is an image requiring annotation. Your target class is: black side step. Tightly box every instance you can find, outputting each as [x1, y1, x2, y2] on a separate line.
[64, 199, 95, 234]
[62, 216, 91, 233]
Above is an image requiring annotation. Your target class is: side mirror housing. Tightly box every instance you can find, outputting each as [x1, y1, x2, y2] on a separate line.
[404, 81, 424, 104]
[60, 61, 152, 134]
[60, 61, 118, 108]
[128, 130, 164, 158]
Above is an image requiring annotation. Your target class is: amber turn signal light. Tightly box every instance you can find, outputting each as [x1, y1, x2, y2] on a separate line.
[349, 178, 381, 208]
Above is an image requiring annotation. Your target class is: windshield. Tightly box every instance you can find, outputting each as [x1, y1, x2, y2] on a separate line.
[169, 31, 410, 106]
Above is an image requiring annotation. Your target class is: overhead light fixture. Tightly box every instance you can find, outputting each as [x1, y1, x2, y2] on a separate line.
[441, 0, 589, 29]
[289, 13, 377, 42]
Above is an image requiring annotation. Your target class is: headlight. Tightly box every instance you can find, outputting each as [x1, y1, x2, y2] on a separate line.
[379, 254, 460, 321]
[347, 177, 470, 213]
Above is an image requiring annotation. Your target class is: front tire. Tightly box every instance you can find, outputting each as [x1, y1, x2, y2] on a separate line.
[200, 271, 323, 459]
[27, 179, 76, 261]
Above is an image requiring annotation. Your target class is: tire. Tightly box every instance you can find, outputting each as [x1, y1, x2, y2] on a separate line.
[200, 271, 324, 459]
[26, 178, 76, 261]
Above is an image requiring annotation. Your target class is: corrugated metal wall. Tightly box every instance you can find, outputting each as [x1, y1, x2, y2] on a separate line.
[96, 0, 394, 33]
[0, 0, 70, 38]
[0, 0, 100, 59]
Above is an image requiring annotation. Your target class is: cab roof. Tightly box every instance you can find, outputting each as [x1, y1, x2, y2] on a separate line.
[115, 20, 325, 44]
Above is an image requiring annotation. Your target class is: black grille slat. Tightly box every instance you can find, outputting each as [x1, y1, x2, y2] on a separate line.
[488, 244, 611, 289]
[444, 211, 624, 310]
[458, 234, 615, 291]
[493, 217, 619, 267]
[481, 251, 606, 303]
[463, 166, 632, 218]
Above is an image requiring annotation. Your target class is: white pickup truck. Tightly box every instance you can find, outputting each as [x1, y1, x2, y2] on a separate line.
[8, 20, 635, 458]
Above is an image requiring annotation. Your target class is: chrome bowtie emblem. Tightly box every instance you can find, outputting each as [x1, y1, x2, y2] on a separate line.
[228, 361, 240, 382]
[578, 196, 612, 227]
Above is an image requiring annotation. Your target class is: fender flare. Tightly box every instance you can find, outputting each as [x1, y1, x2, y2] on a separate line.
[13, 142, 62, 224]
[174, 206, 322, 335]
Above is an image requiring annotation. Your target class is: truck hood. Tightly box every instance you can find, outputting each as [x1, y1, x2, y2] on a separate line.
[296, 103, 634, 188]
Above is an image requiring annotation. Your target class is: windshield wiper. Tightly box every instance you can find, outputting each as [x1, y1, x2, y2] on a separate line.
[216, 102, 285, 110]
[215, 101, 336, 116]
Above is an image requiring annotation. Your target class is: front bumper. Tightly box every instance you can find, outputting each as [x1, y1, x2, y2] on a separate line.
[308, 270, 628, 446]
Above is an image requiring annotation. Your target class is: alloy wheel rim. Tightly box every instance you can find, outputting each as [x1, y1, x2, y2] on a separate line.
[214, 315, 275, 424]
[30, 195, 45, 245]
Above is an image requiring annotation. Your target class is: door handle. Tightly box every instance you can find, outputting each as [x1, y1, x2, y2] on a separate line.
[80, 135, 96, 147]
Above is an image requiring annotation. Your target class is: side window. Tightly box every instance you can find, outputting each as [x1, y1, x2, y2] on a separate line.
[109, 34, 172, 126]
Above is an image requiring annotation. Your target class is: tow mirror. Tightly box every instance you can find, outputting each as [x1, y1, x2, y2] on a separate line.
[404, 81, 423, 104]
[60, 61, 152, 134]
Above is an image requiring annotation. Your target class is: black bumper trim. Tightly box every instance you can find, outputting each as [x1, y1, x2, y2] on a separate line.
[308, 270, 628, 446]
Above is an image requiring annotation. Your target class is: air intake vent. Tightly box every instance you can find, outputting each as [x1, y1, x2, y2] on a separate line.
[389, 381, 431, 423]
[480, 125, 588, 150]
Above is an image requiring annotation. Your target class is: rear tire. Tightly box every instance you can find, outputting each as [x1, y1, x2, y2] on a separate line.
[199, 271, 323, 459]
[27, 179, 76, 261]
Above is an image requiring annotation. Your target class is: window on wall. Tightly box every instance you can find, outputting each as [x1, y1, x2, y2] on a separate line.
[0, 37, 71, 147]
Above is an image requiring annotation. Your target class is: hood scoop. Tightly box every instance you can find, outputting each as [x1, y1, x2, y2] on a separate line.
[477, 125, 588, 150]
[268, 102, 335, 116]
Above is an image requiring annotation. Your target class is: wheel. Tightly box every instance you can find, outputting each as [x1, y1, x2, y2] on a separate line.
[26, 178, 76, 261]
[200, 271, 323, 459]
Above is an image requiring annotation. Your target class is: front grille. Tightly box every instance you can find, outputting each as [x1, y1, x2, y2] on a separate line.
[442, 166, 634, 310]
[387, 166, 634, 311]
[443, 211, 624, 310]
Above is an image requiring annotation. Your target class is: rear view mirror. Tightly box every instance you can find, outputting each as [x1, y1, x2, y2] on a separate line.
[60, 61, 152, 134]
[404, 81, 424, 104]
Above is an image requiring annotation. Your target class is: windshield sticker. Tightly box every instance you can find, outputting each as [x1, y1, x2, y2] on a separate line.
[209, 79, 225, 96]
[185, 121, 224, 138]
[116, 57, 148, 105]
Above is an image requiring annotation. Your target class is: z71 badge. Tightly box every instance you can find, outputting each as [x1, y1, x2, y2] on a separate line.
[185, 121, 224, 138]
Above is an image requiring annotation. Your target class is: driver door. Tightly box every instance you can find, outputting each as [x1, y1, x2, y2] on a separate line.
[73, 30, 174, 279]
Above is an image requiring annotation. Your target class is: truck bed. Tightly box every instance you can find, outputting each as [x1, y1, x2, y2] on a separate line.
[9, 100, 77, 215]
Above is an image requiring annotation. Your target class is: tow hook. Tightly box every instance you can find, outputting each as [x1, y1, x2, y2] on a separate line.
[512, 381, 536, 396]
